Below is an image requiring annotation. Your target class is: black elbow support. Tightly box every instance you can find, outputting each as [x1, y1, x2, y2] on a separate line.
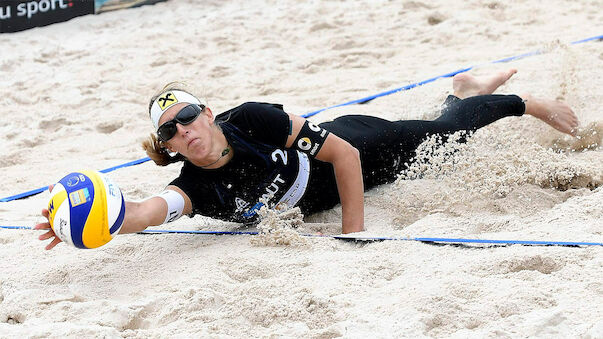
[292, 120, 329, 157]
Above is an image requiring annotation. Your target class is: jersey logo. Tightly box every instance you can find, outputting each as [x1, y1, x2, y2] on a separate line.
[238, 174, 287, 219]
[235, 197, 250, 212]
[310, 143, 321, 156]
[297, 137, 312, 151]
[261, 174, 285, 201]
[293, 121, 328, 157]
[157, 92, 178, 110]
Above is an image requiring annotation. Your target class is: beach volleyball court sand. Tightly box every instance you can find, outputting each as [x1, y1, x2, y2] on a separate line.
[0, 0, 601, 337]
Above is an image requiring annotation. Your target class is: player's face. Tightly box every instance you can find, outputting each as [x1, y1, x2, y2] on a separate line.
[159, 103, 216, 160]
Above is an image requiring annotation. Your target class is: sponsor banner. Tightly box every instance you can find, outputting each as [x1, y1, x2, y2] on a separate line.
[0, 0, 167, 33]
[0, 0, 94, 33]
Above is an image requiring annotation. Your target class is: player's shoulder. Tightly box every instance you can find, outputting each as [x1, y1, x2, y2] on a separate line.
[216, 102, 285, 122]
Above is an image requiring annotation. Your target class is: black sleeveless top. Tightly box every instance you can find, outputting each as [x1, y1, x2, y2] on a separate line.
[170, 102, 340, 223]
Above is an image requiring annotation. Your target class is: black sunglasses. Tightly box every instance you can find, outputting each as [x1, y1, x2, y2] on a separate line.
[157, 104, 205, 142]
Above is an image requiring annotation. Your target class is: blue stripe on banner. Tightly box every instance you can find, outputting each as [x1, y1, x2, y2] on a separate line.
[0, 34, 601, 203]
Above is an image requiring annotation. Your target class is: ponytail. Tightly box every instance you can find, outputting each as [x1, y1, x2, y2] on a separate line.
[141, 133, 185, 166]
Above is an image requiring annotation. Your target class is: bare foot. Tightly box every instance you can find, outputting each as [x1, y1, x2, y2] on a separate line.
[453, 69, 517, 99]
[522, 94, 579, 136]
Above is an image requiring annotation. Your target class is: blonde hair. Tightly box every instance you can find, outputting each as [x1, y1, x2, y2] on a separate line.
[142, 82, 199, 166]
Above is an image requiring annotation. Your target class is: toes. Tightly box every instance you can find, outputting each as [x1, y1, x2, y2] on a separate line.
[503, 69, 517, 77]
[452, 72, 471, 84]
[500, 69, 517, 82]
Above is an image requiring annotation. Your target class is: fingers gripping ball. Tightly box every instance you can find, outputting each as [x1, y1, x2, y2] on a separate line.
[47, 171, 125, 249]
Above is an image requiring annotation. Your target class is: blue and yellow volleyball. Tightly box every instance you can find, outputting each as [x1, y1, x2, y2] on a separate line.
[47, 170, 125, 249]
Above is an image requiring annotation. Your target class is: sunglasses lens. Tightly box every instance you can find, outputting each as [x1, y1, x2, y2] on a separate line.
[157, 122, 177, 142]
[156, 105, 204, 142]
[176, 105, 202, 125]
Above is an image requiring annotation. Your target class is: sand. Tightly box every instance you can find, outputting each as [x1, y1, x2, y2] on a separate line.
[0, 0, 602, 337]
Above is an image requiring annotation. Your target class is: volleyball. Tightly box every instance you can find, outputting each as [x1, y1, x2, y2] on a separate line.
[47, 170, 125, 249]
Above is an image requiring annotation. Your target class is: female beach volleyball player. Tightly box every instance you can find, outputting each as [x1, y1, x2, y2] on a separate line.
[35, 70, 578, 249]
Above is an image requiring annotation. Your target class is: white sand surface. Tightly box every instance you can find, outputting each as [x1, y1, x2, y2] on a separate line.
[0, 0, 602, 337]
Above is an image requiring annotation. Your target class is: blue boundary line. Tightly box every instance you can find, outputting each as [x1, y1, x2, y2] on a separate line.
[1, 34, 601, 203]
[0, 157, 151, 202]
[2, 225, 601, 247]
[139, 230, 603, 246]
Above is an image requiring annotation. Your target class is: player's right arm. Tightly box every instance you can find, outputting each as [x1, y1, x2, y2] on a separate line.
[35, 185, 192, 250]
[120, 185, 192, 233]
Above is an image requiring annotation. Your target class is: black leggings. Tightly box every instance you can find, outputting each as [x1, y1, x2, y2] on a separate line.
[299, 94, 525, 214]
[325, 94, 525, 188]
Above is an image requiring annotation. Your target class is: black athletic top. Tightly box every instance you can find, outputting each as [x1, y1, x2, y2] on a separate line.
[170, 102, 339, 223]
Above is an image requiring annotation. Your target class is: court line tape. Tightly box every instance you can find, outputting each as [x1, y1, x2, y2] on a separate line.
[1, 226, 601, 247]
[137, 229, 603, 247]
[0, 157, 150, 202]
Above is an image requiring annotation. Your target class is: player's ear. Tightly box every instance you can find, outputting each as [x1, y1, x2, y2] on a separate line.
[204, 106, 214, 123]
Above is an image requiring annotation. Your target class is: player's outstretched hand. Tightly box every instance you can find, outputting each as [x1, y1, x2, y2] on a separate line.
[34, 185, 62, 250]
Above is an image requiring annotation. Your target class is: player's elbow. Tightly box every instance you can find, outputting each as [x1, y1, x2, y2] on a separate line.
[317, 136, 360, 166]
[333, 142, 360, 167]
[343, 143, 360, 161]
[350, 144, 360, 159]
